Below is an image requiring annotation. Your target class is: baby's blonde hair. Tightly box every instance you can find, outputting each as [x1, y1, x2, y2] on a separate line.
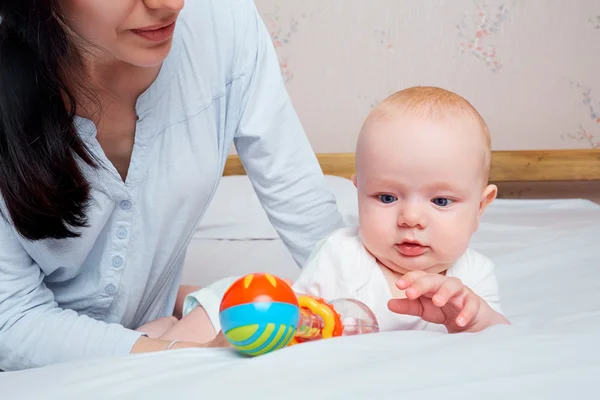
[360, 86, 492, 182]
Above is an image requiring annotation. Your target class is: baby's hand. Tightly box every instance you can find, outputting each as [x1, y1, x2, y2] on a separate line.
[206, 331, 233, 349]
[387, 271, 510, 333]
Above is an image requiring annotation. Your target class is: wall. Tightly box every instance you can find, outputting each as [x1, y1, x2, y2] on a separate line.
[253, 0, 600, 202]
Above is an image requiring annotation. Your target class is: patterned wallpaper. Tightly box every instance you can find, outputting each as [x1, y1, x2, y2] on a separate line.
[254, 0, 600, 153]
[252, 0, 600, 202]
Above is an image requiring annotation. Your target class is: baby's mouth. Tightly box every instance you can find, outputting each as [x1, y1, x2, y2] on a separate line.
[395, 241, 429, 257]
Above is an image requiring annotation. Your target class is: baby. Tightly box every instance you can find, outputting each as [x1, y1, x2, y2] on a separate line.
[137, 86, 510, 342]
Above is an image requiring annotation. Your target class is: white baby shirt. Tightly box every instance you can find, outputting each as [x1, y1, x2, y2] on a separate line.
[185, 227, 503, 334]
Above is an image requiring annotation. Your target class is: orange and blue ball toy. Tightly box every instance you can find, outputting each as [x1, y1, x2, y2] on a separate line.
[219, 273, 300, 356]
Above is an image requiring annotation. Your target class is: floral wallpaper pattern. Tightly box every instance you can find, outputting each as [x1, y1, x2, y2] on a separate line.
[253, 0, 600, 201]
[255, 0, 599, 150]
[456, 2, 509, 72]
[563, 81, 600, 149]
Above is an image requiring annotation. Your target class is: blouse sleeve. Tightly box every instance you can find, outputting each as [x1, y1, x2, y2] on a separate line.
[232, 0, 344, 267]
[0, 217, 143, 371]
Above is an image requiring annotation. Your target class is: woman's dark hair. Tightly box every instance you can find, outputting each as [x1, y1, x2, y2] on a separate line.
[0, 1, 97, 240]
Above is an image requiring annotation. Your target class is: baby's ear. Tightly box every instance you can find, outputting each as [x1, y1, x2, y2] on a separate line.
[478, 184, 497, 220]
[351, 174, 357, 187]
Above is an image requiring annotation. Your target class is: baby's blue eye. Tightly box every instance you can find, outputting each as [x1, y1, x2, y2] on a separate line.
[432, 198, 453, 207]
[378, 194, 397, 204]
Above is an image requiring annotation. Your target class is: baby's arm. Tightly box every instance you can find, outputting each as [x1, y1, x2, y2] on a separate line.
[160, 234, 345, 343]
[160, 307, 217, 343]
[463, 258, 510, 330]
[468, 259, 504, 316]
[173, 276, 241, 337]
[173, 285, 202, 319]
[292, 232, 349, 299]
[136, 316, 179, 339]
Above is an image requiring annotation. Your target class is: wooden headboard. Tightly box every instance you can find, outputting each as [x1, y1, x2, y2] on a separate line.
[224, 149, 600, 183]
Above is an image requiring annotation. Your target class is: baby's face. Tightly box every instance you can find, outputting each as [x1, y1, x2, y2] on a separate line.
[354, 112, 496, 275]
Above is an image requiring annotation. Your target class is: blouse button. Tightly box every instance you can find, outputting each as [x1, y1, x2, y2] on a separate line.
[111, 255, 124, 268]
[105, 284, 117, 295]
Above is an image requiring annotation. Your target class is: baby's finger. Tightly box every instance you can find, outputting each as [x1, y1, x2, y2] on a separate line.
[432, 277, 464, 307]
[388, 298, 446, 325]
[395, 270, 428, 290]
[455, 294, 480, 328]
[404, 274, 447, 300]
[387, 298, 424, 317]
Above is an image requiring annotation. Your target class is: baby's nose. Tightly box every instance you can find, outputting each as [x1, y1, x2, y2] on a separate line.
[397, 202, 427, 228]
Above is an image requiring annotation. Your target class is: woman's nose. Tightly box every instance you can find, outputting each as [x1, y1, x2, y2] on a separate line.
[143, 0, 184, 12]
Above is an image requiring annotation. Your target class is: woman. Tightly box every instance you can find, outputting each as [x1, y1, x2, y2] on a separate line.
[0, 0, 343, 371]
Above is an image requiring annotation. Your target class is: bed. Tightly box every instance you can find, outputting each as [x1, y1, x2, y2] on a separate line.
[2, 150, 600, 399]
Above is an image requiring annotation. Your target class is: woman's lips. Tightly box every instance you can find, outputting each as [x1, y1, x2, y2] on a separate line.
[131, 21, 176, 42]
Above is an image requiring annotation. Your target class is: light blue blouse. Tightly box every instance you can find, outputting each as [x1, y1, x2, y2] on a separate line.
[0, 0, 343, 371]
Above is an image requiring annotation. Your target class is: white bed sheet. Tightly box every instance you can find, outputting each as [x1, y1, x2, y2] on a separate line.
[2, 199, 600, 399]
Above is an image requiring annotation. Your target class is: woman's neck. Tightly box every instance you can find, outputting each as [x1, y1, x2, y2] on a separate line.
[76, 53, 161, 122]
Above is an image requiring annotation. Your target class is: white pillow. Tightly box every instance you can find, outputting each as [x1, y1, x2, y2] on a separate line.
[194, 175, 358, 240]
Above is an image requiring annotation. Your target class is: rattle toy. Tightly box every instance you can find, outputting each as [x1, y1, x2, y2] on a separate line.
[218, 273, 379, 356]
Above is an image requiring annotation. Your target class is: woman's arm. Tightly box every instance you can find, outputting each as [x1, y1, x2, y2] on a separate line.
[0, 217, 216, 371]
[232, 1, 345, 267]
[0, 218, 143, 371]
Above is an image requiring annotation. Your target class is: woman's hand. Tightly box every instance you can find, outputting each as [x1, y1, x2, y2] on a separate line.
[131, 330, 232, 353]
[387, 270, 510, 333]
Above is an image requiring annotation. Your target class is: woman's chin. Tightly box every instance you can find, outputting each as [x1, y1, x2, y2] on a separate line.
[118, 41, 174, 68]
